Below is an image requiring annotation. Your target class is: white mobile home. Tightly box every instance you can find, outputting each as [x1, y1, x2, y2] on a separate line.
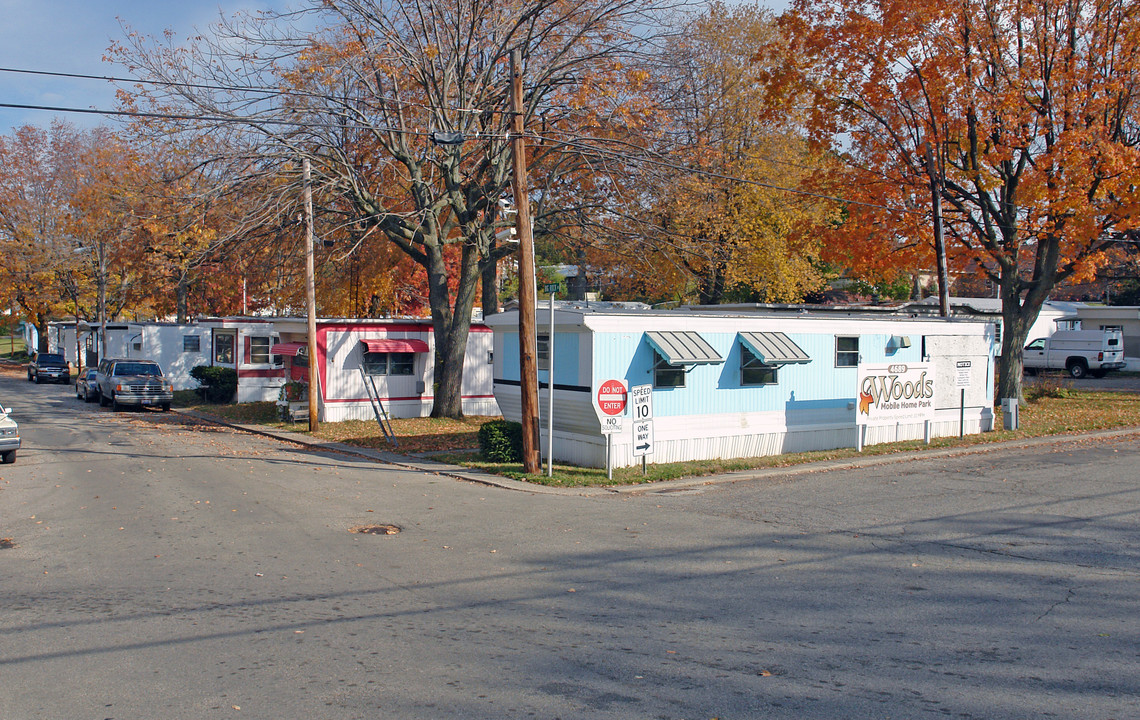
[486, 307, 996, 469]
[258, 317, 498, 421]
[48, 316, 499, 419]
[50, 321, 214, 389]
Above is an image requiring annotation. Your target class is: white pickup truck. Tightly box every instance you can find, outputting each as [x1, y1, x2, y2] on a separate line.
[1022, 329, 1126, 378]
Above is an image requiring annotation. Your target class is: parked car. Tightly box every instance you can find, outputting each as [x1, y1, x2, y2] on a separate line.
[27, 351, 70, 384]
[1022, 329, 1126, 379]
[0, 403, 19, 463]
[95, 358, 174, 411]
[76, 368, 99, 403]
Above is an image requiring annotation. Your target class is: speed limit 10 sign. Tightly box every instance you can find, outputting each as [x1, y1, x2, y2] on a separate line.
[629, 384, 653, 420]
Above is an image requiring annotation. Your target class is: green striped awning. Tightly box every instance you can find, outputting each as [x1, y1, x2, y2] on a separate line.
[738, 331, 811, 365]
[645, 331, 724, 366]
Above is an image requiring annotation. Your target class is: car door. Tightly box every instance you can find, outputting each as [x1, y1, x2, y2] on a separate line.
[1023, 338, 1047, 367]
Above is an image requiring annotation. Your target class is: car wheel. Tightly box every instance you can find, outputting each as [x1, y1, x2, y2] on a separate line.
[1, 450, 15, 464]
[85, 390, 95, 403]
[26, 371, 32, 381]
[160, 403, 171, 412]
[112, 395, 123, 412]
[34, 375, 41, 384]
[99, 391, 108, 407]
[1068, 361, 1088, 379]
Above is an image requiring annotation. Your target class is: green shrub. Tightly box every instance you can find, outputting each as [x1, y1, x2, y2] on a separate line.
[478, 419, 523, 462]
[189, 365, 238, 403]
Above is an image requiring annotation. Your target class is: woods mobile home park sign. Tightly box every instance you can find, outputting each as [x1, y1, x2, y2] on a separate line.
[857, 363, 936, 425]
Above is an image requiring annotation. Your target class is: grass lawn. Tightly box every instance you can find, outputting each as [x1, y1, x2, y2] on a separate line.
[0, 336, 26, 359]
[187, 383, 1140, 487]
[182, 398, 490, 455]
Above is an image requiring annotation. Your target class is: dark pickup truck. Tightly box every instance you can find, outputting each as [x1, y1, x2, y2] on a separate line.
[27, 351, 70, 384]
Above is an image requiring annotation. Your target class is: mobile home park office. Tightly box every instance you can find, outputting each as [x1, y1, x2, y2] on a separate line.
[48, 316, 498, 420]
[485, 307, 997, 469]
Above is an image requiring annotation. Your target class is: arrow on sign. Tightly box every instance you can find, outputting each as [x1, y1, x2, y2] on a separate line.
[636, 443, 650, 452]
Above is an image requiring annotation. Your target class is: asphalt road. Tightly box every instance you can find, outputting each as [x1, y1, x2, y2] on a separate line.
[2, 372, 1139, 719]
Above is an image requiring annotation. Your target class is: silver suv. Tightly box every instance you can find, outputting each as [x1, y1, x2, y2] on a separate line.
[96, 358, 174, 412]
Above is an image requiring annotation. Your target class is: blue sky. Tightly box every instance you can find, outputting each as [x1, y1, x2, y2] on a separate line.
[0, 1, 789, 133]
[0, 0, 277, 131]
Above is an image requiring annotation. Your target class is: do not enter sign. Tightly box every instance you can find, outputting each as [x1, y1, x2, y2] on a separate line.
[595, 379, 628, 416]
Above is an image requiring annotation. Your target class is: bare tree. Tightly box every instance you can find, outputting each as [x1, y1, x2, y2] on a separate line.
[114, 0, 686, 417]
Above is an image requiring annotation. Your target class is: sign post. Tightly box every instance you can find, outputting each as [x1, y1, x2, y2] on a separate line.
[594, 379, 628, 480]
[544, 283, 559, 477]
[955, 360, 971, 438]
[630, 384, 653, 475]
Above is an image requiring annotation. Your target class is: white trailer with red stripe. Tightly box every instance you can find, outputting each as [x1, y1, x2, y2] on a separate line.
[49, 316, 498, 420]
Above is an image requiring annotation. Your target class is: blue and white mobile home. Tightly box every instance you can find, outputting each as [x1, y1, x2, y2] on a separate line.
[486, 307, 997, 469]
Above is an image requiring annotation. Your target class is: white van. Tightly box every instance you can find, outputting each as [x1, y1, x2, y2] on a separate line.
[1022, 329, 1126, 378]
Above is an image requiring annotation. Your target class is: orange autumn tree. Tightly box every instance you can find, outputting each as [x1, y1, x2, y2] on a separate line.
[62, 129, 149, 356]
[0, 122, 85, 348]
[774, 0, 1140, 399]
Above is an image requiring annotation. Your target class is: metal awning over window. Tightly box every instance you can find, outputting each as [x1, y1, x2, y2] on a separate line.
[271, 342, 307, 356]
[738, 331, 811, 366]
[645, 331, 723, 366]
[361, 338, 430, 354]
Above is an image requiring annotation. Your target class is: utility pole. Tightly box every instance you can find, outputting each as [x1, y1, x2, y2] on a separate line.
[303, 157, 320, 432]
[511, 48, 541, 474]
[923, 141, 950, 317]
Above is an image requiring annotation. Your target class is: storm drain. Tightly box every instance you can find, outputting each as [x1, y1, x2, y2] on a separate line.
[350, 524, 401, 536]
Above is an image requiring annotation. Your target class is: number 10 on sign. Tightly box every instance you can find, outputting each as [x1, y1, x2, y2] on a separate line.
[630, 384, 653, 420]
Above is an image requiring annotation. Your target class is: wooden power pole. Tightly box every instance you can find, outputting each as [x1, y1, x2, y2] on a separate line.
[303, 157, 320, 432]
[511, 48, 541, 474]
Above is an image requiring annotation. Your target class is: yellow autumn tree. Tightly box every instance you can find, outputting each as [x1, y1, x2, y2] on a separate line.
[626, 2, 839, 305]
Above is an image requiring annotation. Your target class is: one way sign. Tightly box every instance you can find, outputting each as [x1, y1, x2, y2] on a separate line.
[632, 419, 654, 457]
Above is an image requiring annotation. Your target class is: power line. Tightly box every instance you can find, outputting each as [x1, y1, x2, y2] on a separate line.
[0, 96, 1031, 230]
[0, 100, 427, 136]
[0, 65, 936, 211]
[0, 65, 487, 116]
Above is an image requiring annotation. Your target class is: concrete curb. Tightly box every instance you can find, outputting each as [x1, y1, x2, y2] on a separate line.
[174, 409, 1140, 496]
[609, 426, 1140, 494]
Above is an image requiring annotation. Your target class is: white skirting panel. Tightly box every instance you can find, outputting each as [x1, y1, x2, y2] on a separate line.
[499, 383, 996, 469]
[237, 381, 286, 404]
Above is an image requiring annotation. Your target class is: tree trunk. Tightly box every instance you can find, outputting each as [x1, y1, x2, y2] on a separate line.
[995, 277, 1046, 404]
[568, 247, 587, 300]
[175, 276, 190, 324]
[481, 256, 499, 317]
[697, 263, 726, 305]
[427, 244, 482, 418]
[35, 312, 49, 353]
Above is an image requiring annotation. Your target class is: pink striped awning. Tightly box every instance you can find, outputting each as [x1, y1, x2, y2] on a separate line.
[361, 338, 430, 354]
[270, 342, 307, 356]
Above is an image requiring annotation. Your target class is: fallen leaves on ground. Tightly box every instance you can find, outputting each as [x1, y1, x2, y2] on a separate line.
[316, 416, 495, 454]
